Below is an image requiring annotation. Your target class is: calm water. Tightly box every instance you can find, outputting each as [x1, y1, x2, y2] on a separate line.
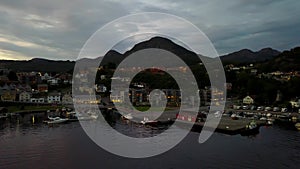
[0, 114, 300, 169]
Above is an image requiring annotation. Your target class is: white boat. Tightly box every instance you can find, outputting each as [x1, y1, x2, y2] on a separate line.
[123, 113, 133, 120]
[141, 117, 157, 125]
[231, 114, 238, 120]
[44, 116, 68, 124]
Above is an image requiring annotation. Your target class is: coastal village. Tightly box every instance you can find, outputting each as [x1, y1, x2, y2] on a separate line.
[0, 69, 73, 105]
[1, 64, 300, 112]
[0, 40, 300, 133]
[0, 60, 299, 133]
[1, 1, 300, 168]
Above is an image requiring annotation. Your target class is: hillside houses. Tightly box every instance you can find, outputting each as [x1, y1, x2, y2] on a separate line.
[0, 69, 74, 104]
[47, 92, 61, 103]
[19, 91, 31, 102]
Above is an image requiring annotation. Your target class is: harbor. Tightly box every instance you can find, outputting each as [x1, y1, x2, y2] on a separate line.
[2, 104, 300, 138]
[0, 110, 300, 169]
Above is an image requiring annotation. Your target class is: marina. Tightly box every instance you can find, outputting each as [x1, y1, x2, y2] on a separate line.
[1, 105, 300, 135]
[0, 111, 300, 169]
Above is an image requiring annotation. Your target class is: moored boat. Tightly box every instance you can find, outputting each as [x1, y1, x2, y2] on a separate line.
[44, 116, 68, 124]
[122, 113, 133, 120]
[141, 117, 158, 125]
[231, 114, 238, 120]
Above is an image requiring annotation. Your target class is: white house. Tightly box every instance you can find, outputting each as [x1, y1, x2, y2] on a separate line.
[243, 96, 254, 105]
[30, 98, 45, 103]
[47, 92, 61, 103]
[19, 91, 31, 102]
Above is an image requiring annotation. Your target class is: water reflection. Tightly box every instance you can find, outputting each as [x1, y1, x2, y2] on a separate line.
[0, 112, 300, 169]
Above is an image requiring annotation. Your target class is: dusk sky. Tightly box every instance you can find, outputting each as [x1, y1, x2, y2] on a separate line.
[0, 0, 299, 60]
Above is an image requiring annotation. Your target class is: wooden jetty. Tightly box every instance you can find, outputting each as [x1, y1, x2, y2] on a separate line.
[174, 116, 265, 135]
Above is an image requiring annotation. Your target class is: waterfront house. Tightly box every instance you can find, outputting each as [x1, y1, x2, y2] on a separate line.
[47, 92, 61, 103]
[30, 98, 45, 103]
[62, 93, 73, 105]
[243, 96, 254, 105]
[30, 93, 46, 103]
[0, 90, 16, 101]
[19, 91, 31, 102]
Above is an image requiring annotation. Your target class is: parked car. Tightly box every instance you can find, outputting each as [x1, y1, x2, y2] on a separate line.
[273, 107, 280, 112]
[242, 105, 249, 110]
[257, 106, 264, 111]
[265, 107, 272, 111]
[250, 105, 256, 110]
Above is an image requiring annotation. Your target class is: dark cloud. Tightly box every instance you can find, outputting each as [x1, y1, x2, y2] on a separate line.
[0, 0, 299, 60]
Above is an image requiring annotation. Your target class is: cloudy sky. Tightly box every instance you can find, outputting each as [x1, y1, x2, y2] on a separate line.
[0, 0, 299, 60]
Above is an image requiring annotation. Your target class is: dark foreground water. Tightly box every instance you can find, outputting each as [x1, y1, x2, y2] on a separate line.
[0, 114, 300, 169]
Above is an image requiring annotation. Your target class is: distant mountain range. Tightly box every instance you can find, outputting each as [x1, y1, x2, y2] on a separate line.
[258, 47, 300, 72]
[1, 36, 298, 72]
[100, 37, 282, 65]
[220, 48, 280, 64]
[0, 58, 75, 73]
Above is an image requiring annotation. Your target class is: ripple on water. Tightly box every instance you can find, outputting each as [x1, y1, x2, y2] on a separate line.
[0, 117, 300, 169]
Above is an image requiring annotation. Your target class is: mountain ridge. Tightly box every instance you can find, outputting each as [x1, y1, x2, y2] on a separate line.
[1, 36, 296, 72]
[220, 47, 281, 64]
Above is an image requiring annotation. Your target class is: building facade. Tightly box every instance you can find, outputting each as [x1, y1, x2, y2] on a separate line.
[243, 96, 254, 105]
[19, 91, 31, 102]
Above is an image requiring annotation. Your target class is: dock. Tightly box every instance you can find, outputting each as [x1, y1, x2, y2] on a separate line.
[173, 116, 265, 135]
